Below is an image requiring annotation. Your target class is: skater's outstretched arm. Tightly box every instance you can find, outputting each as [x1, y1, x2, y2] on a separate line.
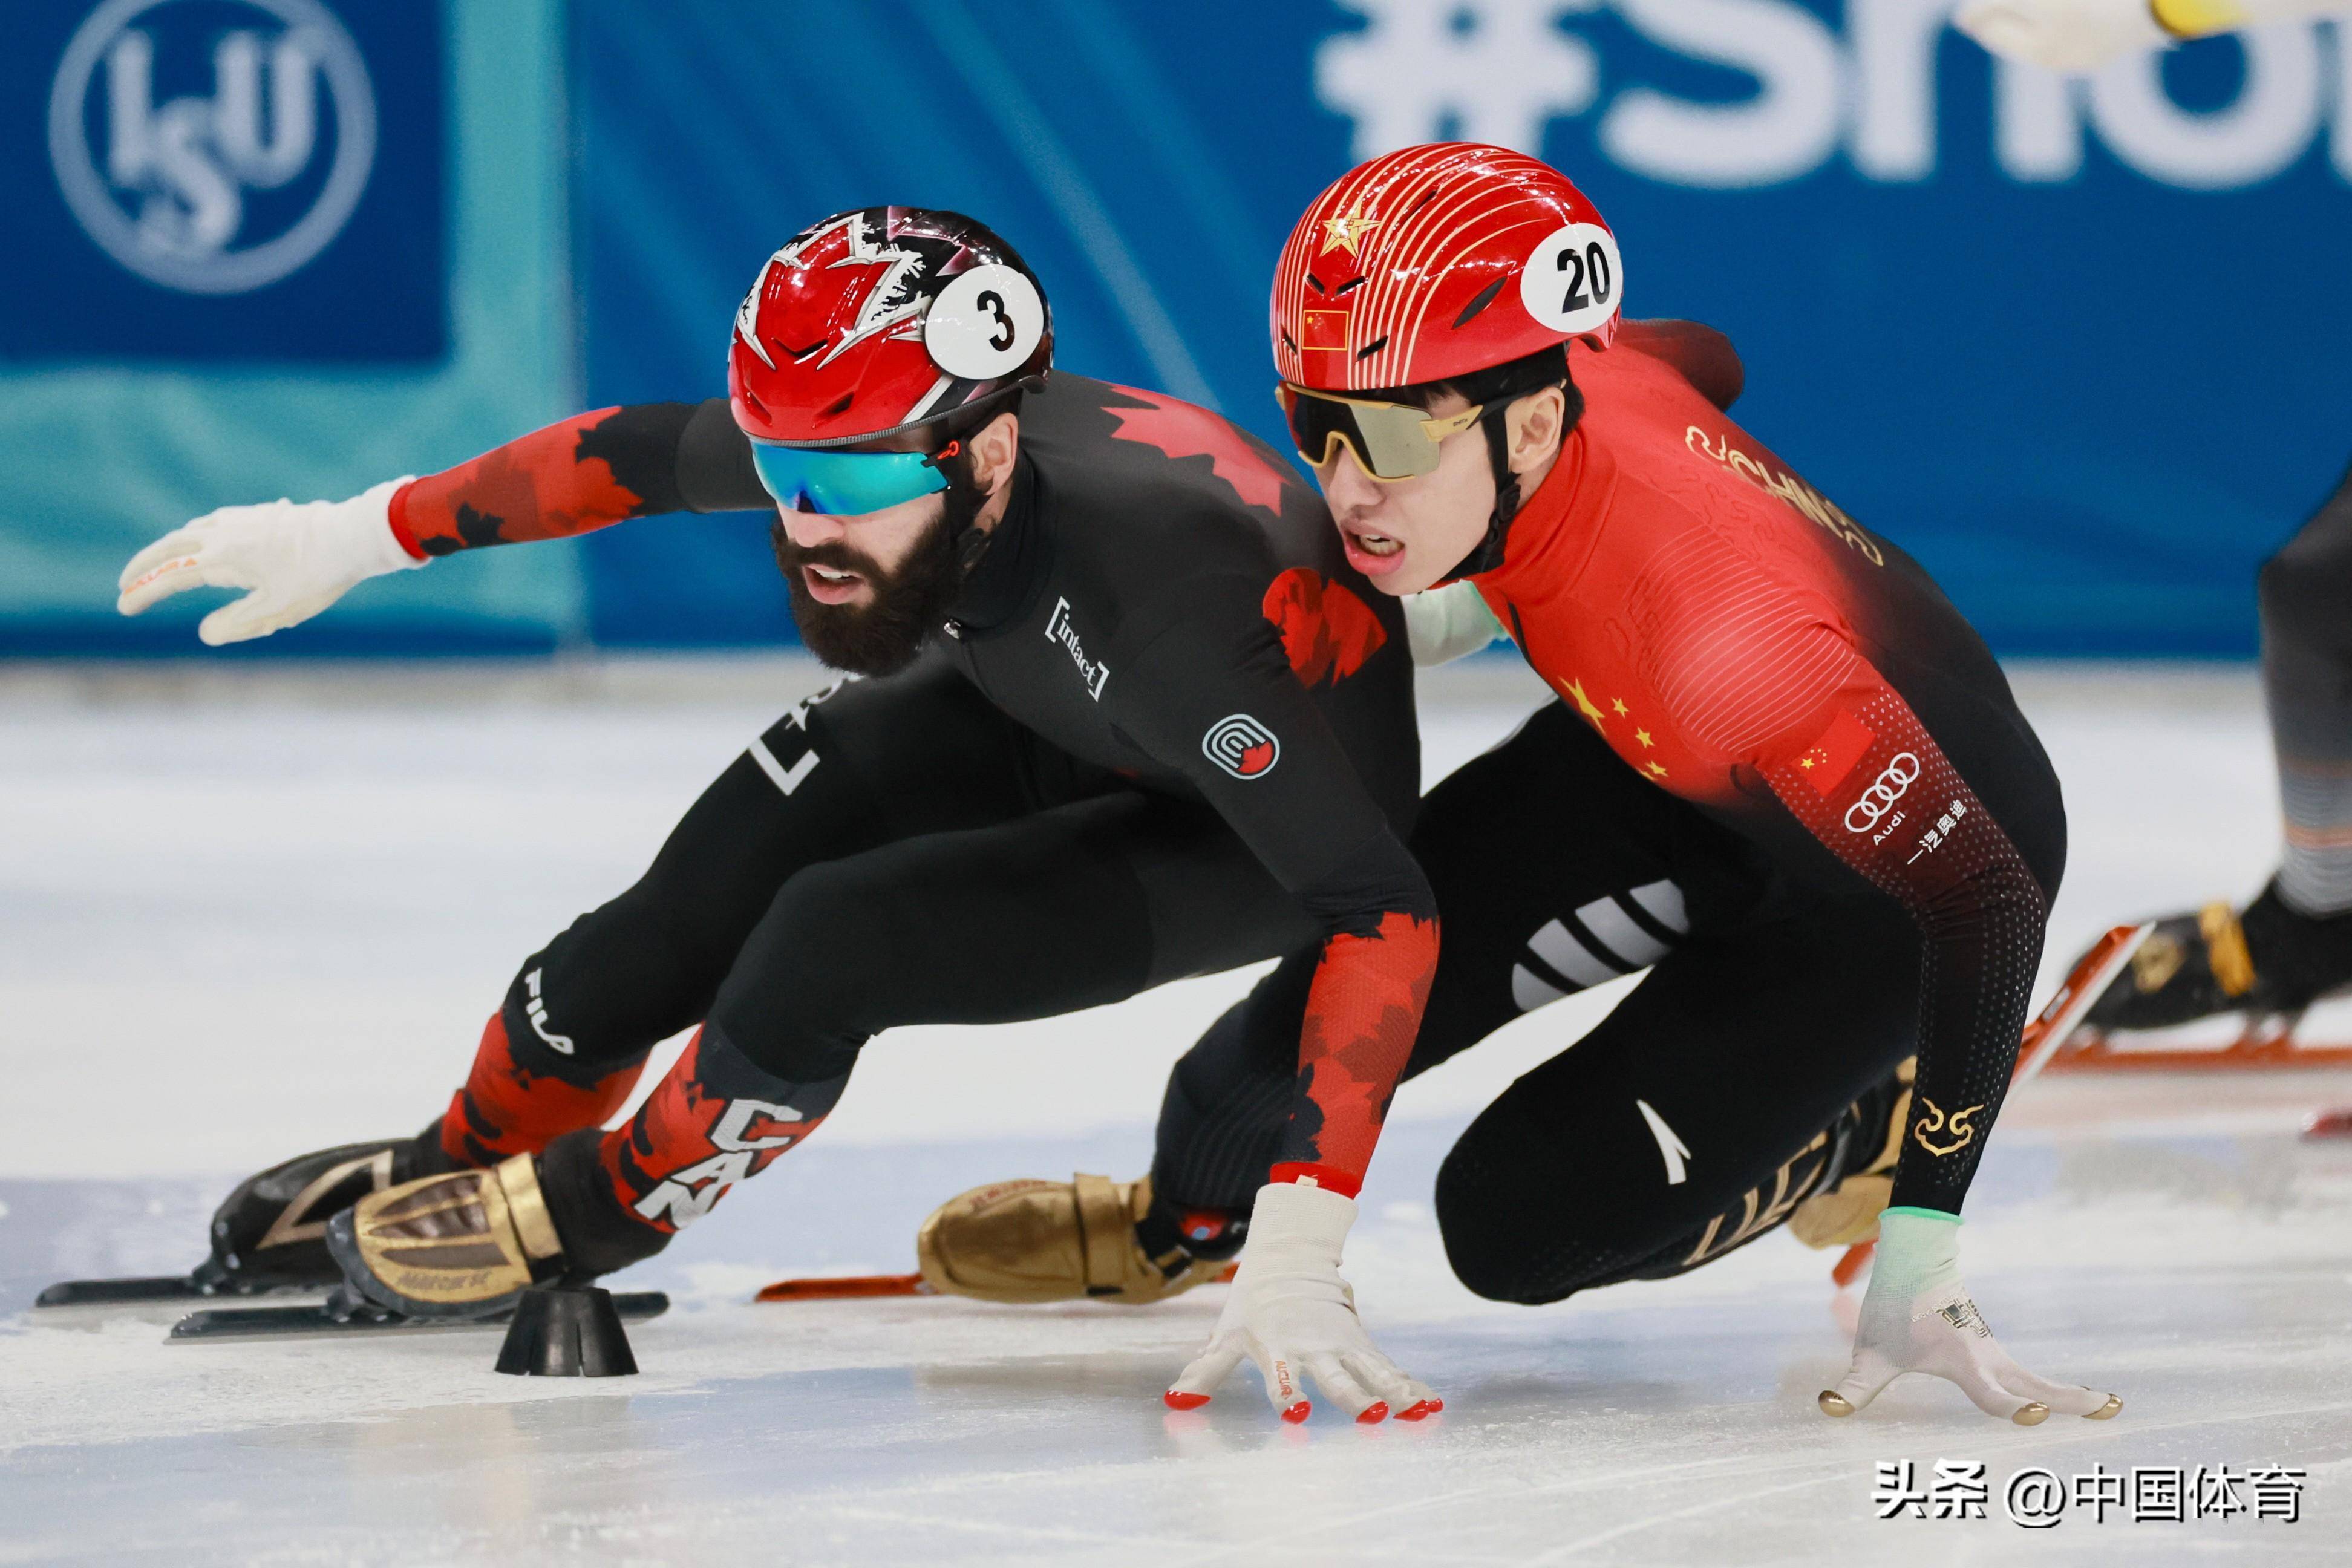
[1691, 632, 2118, 1422]
[390, 400, 765, 554]
[1746, 657, 2047, 1220]
[1114, 575, 1441, 1423]
[117, 399, 766, 645]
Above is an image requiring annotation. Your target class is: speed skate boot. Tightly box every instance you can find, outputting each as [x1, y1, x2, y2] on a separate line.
[916, 1173, 1243, 1305]
[2079, 880, 2352, 1033]
[1788, 1059, 1915, 1250]
[195, 1134, 447, 1294]
[325, 1155, 566, 1319]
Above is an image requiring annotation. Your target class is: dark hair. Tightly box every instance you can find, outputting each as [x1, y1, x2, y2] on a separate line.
[1377, 343, 1581, 429]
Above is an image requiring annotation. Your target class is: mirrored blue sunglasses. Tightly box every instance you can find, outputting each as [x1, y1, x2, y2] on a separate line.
[750, 440, 957, 517]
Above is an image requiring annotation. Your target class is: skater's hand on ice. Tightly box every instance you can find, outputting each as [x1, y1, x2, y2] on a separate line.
[1821, 1209, 2120, 1425]
[117, 479, 422, 645]
[1955, 0, 2171, 72]
[1165, 1181, 1437, 1425]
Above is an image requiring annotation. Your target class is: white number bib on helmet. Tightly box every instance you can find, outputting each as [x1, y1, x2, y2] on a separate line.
[926, 264, 1046, 379]
[1520, 223, 1622, 339]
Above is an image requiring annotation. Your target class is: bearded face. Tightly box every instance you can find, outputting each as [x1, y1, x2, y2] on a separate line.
[769, 488, 978, 676]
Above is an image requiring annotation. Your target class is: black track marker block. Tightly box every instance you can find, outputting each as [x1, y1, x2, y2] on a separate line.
[494, 1285, 638, 1378]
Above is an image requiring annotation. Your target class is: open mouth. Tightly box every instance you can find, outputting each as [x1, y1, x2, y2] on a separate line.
[1338, 524, 1407, 577]
[801, 563, 869, 604]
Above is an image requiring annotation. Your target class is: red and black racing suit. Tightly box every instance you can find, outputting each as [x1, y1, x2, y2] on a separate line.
[388, 374, 1434, 1270]
[1154, 325, 2068, 1302]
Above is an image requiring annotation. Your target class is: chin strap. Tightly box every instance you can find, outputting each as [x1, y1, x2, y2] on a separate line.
[924, 376, 1044, 577]
[1442, 403, 1524, 583]
[1434, 371, 1577, 587]
[923, 439, 999, 577]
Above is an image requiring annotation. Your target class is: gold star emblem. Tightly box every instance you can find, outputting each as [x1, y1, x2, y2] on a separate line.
[1798, 756, 1814, 769]
[1635, 728, 1653, 749]
[1320, 204, 1379, 256]
[1611, 698, 1629, 717]
[1646, 761, 1668, 779]
[1563, 678, 1606, 730]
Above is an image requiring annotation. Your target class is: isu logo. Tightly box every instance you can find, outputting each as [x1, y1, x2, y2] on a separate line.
[1843, 752, 1921, 833]
[1202, 714, 1280, 780]
[48, 0, 377, 295]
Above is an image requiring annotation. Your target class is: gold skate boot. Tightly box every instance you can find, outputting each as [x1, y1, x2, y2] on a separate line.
[916, 1173, 1221, 1305]
[325, 1155, 563, 1318]
[1789, 1059, 1915, 1250]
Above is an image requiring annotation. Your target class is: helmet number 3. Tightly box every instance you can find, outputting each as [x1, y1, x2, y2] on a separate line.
[1520, 223, 1623, 339]
[926, 264, 1047, 380]
[978, 291, 1015, 351]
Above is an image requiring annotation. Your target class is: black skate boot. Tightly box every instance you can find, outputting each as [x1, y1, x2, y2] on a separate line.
[35, 1128, 459, 1307]
[2082, 879, 2352, 1033]
[194, 1133, 449, 1294]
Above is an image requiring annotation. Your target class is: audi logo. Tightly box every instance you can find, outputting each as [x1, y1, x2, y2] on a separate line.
[1843, 752, 1921, 832]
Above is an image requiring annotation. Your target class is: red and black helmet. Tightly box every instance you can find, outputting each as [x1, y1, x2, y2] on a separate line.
[729, 207, 1053, 448]
[1272, 143, 1621, 395]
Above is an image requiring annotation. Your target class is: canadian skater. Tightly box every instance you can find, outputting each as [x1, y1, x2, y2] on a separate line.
[118, 206, 1444, 1420]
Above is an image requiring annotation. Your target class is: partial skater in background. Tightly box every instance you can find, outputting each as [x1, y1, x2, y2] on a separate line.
[1956, 0, 2352, 71]
[1959, 0, 2352, 1036]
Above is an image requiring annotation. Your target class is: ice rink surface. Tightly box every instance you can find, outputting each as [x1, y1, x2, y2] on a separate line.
[3, 656, 2348, 1565]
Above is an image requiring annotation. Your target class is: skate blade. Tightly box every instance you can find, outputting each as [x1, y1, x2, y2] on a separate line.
[37, 1276, 209, 1308]
[35, 1275, 326, 1309]
[2047, 1016, 2352, 1072]
[2014, 924, 2154, 1085]
[756, 1272, 936, 1302]
[166, 1290, 670, 1342]
[753, 1262, 1240, 1304]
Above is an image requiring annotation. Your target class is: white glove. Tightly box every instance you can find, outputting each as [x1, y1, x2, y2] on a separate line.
[1820, 1209, 2121, 1425]
[1403, 580, 1507, 667]
[1165, 1180, 1437, 1425]
[1955, 0, 2171, 71]
[117, 478, 423, 645]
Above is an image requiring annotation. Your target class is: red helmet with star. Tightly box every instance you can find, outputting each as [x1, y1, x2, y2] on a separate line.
[729, 207, 1053, 448]
[1270, 144, 1621, 394]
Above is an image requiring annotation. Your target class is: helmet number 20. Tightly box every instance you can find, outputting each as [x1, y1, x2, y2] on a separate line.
[1557, 242, 1613, 316]
[1520, 222, 1624, 339]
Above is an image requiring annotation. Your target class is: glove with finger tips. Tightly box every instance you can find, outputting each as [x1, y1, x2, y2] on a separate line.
[1163, 1180, 1437, 1425]
[1820, 1208, 2120, 1425]
[116, 477, 423, 645]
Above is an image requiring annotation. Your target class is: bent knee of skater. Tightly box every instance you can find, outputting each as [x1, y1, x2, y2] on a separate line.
[1435, 1120, 1674, 1305]
[756, 860, 907, 984]
[710, 863, 899, 1071]
[1434, 1148, 1597, 1305]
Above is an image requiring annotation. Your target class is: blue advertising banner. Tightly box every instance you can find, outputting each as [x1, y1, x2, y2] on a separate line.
[570, 0, 2352, 655]
[0, 0, 577, 655]
[0, 0, 445, 362]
